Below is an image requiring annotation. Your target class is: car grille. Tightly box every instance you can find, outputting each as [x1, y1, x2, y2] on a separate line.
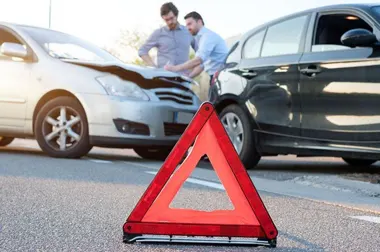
[164, 123, 188, 136]
[155, 89, 194, 105]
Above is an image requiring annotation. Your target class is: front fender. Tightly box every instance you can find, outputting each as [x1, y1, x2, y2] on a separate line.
[213, 93, 260, 131]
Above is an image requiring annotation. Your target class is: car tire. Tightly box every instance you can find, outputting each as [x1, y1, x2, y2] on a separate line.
[0, 137, 14, 147]
[134, 147, 173, 161]
[342, 158, 377, 167]
[35, 96, 92, 159]
[219, 104, 261, 169]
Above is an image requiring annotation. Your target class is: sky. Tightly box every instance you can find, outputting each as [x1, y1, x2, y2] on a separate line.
[1, 0, 379, 60]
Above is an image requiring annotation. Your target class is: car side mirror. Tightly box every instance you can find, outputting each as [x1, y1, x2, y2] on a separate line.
[0, 42, 28, 59]
[341, 28, 378, 48]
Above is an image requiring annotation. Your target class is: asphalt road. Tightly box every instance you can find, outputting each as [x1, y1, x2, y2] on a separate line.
[0, 140, 379, 251]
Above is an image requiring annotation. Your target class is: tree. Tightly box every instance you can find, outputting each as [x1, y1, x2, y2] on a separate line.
[103, 28, 152, 66]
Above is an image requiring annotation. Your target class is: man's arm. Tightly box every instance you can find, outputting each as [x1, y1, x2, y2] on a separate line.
[140, 55, 156, 67]
[165, 33, 215, 73]
[138, 29, 159, 67]
[166, 56, 202, 73]
[188, 64, 204, 78]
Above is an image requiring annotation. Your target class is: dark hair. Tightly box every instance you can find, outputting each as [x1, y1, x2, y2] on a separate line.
[161, 2, 179, 17]
[184, 11, 204, 25]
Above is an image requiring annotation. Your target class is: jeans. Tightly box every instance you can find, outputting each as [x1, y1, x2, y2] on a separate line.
[209, 75, 213, 86]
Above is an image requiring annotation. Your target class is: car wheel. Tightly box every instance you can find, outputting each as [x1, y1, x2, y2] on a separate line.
[134, 147, 173, 161]
[219, 104, 261, 169]
[35, 96, 92, 158]
[0, 136, 14, 147]
[342, 158, 377, 167]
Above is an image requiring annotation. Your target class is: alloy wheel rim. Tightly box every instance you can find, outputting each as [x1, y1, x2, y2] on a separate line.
[42, 106, 83, 151]
[221, 112, 244, 154]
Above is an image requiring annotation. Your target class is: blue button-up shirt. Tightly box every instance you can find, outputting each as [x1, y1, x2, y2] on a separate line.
[194, 27, 229, 76]
[138, 24, 195, 74]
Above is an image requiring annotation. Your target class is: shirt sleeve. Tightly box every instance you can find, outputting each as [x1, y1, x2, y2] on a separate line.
[138, 29, 160, 57]
[195, 34, 216, 63]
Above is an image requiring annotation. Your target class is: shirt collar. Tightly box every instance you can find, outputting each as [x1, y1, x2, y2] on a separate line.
[164, 23, 183, 31]
[197, 26, 207, 36]
[178, 24, 185, 30]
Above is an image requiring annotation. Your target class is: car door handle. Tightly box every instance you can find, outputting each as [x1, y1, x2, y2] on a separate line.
[300, 66, 321, 76]
[300, 68, 321, 74]
[242, 72, 257, 77]
[239, 69, 257, 77]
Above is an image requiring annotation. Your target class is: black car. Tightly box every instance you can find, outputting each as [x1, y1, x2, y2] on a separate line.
[209, 3, 380, 169]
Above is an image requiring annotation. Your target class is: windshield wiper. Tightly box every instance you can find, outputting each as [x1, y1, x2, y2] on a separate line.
[57, 56, 80, 60]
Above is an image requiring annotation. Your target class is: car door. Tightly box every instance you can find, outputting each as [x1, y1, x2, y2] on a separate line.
[299, 10, 380, 142]
[0, 26, 30, 131]
[236, 13, 310, 139]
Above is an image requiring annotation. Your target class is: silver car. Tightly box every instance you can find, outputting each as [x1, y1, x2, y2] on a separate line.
[0, 22, 201, 160]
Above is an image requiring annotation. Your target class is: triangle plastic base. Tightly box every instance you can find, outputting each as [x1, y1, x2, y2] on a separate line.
[123, 233, 277, 248]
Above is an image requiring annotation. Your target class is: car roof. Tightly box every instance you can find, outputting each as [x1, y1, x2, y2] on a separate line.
[240, 3, 380, 41]
[280, 3, 378, 17]
[0, 21, 68, 35]
[309, 3, 378, 11]
[274, 3, 379, 22]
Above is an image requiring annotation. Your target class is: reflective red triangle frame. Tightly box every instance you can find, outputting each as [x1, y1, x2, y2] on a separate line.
[123, 102, 278, 244]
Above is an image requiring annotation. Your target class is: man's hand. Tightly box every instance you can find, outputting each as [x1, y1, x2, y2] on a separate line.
[189, 64, 204, 78]
[141, 55, 156, 68]
[164, 64, 179, 72]
[165, 57, 203, 73]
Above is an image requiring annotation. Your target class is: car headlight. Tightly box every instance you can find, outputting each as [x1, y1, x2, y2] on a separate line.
[96, 75, 149, 101]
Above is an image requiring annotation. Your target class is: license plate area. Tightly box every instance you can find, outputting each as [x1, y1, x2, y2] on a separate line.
[168, 111, 194, 124]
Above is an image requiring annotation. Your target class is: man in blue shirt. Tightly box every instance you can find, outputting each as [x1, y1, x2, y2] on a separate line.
[138, 2, 196, 75]
[164, 11, 229, 83]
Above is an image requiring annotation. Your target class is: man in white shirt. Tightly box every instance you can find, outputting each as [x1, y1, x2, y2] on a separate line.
[165, 11, 229, 84]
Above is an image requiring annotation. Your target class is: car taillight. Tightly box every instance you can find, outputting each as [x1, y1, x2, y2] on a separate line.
[211, 70, 220, 86]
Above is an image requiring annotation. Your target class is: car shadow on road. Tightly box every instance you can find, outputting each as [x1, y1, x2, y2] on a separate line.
[196, 158, 379, 175]
[0, 147, 159, 187]
[87, 150, 380, 184]
[0, 146, 45, 157]
[1, 147, 379, 185]
[198, 158, 380, 183]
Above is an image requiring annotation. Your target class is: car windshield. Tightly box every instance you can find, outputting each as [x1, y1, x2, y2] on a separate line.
[19, 26, 119, 62]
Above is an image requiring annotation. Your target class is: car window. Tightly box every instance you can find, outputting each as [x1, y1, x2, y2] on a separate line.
[225, 41, 240, 63]
[261, 15, 308, 57]
[371, 6, 380, 20]
[312, 13, 373, 52]
[243, 29, 266, 59]
[21, 26, 119, 62]
[0, 28, 24, 60]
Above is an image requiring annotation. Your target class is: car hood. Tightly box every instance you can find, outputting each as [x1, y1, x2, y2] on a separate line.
[62, 59, 193, 81]
[62, 59, 197, 91]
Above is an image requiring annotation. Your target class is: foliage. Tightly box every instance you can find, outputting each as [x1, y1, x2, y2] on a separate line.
[103, 29, 149, 66]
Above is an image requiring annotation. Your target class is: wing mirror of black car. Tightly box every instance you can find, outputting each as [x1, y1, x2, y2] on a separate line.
[341, 28, 378, 48]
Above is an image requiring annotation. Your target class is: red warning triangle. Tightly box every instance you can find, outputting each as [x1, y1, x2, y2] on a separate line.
[123, 102, 277, 245]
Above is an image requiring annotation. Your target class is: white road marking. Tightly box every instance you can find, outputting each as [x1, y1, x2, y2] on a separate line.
[128, 161, 380, 214]
[350, 216, 380, 224]
[124, 161, 158, 169]
[88, 159, 113, 164]
[145, 171, 225, 190]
